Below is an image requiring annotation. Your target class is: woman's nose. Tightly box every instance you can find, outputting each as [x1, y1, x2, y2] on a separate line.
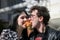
[24, 18, 27, 21]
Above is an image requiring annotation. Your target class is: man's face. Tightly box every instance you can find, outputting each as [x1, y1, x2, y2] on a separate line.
[17, 12, 27, 28]
[30, 10, 39, 28]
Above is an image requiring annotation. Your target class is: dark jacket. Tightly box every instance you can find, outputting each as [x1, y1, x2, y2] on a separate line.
[20, 26, 60, 40]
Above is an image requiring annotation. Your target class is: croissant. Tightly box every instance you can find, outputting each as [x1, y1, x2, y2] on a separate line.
[23, 19, 33, 37]
[24, 20, 32, 27]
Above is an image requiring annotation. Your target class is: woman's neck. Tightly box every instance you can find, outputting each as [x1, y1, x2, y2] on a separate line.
[16, 26, 24, 39]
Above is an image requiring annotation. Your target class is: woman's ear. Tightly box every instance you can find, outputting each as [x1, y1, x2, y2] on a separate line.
[39, 16, 43, 22]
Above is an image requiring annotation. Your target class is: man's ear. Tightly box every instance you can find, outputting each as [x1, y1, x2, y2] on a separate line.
[39, 16, 43, 22]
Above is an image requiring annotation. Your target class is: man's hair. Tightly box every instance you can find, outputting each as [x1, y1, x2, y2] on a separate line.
[30, 6, 50, 25]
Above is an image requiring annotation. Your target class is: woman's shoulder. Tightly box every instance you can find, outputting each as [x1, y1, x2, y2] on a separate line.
[1, 29, 17, 35]
[0, 29, 18, 40]
[1, 29, 10, 35]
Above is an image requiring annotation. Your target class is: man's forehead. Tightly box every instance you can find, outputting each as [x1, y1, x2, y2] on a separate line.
[31, 10, 38, 14]
[32, 9, 38, 12]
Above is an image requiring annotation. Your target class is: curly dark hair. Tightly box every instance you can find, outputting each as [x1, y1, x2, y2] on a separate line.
[30, 6, 50, 25]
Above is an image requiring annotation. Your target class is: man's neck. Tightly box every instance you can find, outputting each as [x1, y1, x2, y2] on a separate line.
[37, 23, 46, 33]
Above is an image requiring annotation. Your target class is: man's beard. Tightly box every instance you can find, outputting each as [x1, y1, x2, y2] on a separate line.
[34, 21, 40, 29]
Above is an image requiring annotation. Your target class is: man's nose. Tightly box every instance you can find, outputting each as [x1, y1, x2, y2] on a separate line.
[28, 17, 31, 20]
[30, 16, 33, 19]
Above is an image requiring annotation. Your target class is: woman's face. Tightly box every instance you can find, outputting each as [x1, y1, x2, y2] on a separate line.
[17, 12, 27, 28]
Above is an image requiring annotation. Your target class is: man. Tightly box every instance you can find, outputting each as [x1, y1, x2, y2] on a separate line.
[29, 6, 60, 40]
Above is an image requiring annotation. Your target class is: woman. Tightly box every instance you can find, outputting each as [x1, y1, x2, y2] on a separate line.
[0, 9, 29, 40]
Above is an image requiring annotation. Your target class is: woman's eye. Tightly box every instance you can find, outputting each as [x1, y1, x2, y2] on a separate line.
[21, 16, 28, 19]
[21, 17, 24, 19]
[20, 15, 29, 19]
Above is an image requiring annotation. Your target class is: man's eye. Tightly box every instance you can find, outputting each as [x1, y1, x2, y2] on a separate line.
[30, 15, 34, 17]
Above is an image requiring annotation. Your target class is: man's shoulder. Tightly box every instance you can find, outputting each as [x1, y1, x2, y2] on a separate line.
[46, 26, 60, 39]
[47, 26, 58, 32]
[47, 26, 60, 35]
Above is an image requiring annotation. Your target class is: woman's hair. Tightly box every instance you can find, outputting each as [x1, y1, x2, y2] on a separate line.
[8, 9, 28, 31]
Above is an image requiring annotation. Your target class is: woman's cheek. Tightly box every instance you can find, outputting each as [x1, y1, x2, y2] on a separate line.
[18, 19, 23, 26]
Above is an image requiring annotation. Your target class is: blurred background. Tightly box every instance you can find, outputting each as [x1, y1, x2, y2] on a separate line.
[0, 0, 60, 33]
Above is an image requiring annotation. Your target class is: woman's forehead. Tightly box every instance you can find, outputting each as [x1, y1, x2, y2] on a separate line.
[21, 13, 27, 15]
[19, 13, 27, 17]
